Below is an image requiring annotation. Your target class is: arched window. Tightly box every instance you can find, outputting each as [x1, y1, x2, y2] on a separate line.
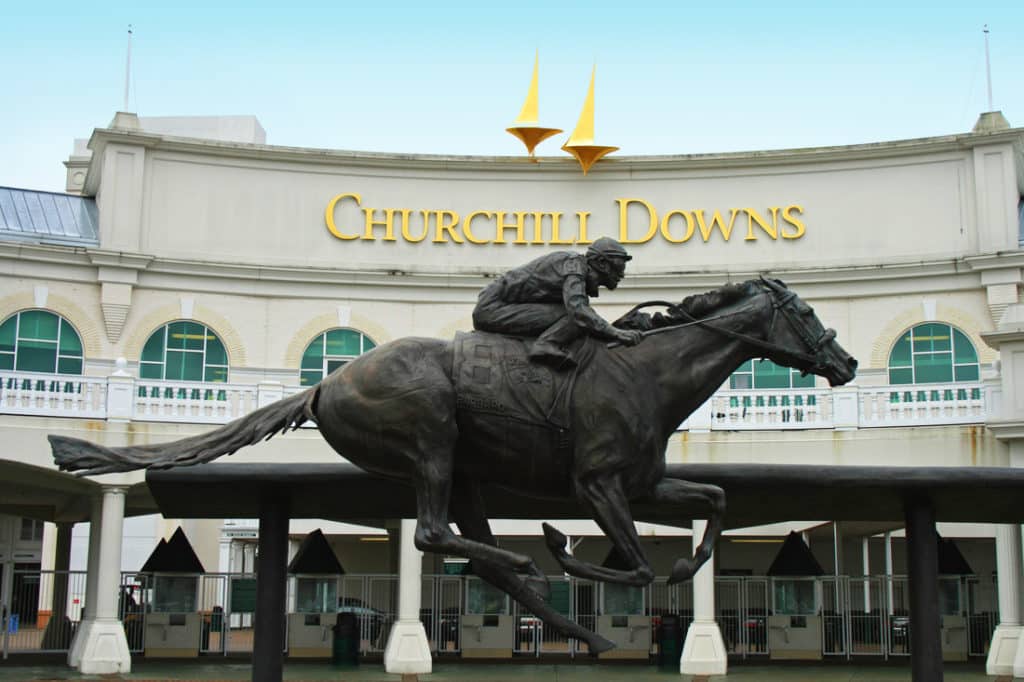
[888, 323, 979, 384]
[0, 310, 83, 374]
[139, 321, 228, 382]
[300, 328, 376, 386]
[730, 359, 814, 390]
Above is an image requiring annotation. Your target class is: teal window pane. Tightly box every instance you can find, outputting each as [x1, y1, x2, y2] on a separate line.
[889, 367, 913, 384]
[326, 329, 361, 356]
[166, 350, 204, 381]
[0, 353, 12, 370]
[300, 370, 323, 386]
[914, 323, 950, 352]
[914, 352, 953, 383]
[301, 336, 324, 369]
[57, 357, 82, 374]
[889, 333, 912, 367]
[141, 330, 165, 362]
[204, 366, 228, 383]
[0, 317, 15, 354]
[326, 359, 348, 375]
[754, 360, 790, 389]
[205, 335, 227, 366]
[18, 310, 58, 341]
[791, 371, 815, 388]
[364, 338, 376, 350]
[952, 329, 978, 364]
[58, 320, 82, 355]
[735, 360, 753, 373]
[139, 362, 163, 380]
[954, 365, 979, 382]
[730, 373, 752, 389]
[167, 321, 205, 351]
[16, 340, 57, 373]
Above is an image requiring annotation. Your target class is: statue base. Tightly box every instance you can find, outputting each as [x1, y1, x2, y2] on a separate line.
[680, 620, 727, 676]
[384, 619, 432, 675]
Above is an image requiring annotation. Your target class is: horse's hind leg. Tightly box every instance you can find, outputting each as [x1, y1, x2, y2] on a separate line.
[650, 478, 726, 584]
[410, 453, 547, 588]
[448, 478, 614, 655]
[543, 475, 655, 586]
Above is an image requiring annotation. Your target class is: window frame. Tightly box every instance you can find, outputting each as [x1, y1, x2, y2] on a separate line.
[299, 328, 376, 387]
[138, 321, 230, 383]
[729, 358, 815, 390]
[887, 323, 980, 385]
[0, 309, 84, 375]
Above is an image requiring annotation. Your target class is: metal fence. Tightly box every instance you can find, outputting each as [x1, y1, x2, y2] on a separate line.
[0, 568, 1002, 661]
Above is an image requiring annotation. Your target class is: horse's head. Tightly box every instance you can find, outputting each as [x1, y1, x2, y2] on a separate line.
[756, 277, 858, 386]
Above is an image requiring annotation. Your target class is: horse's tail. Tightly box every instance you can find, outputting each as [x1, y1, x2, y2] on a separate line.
[49, 386, 318, 476]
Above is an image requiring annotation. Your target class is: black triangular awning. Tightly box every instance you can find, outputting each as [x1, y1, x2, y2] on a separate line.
[287, 529, 345, 575]
[767, 532, 825, 576]
[938, 534, 973, 575]
[139, 538, 167, 573]
[140, 528, 205, 573]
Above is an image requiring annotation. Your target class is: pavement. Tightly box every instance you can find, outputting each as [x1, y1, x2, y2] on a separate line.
[0, 660, 1004, 681]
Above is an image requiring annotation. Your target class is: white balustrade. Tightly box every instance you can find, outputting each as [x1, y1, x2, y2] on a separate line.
[0, 371, 107, 418]
[858, 383, 985, 427]
[0, 372, 992, 432]
[709, 388, 834, 430]
[133, 379, 258, 424]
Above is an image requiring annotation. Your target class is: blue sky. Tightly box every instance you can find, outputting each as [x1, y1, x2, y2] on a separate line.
[3, 1, 1022, 192]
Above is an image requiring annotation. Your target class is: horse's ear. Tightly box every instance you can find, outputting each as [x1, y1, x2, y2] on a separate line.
[760, 275, 788, 294]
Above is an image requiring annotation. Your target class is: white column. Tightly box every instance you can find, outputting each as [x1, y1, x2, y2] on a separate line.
[69, 496, 103, 667]
[384, 519, 431, 674]
[862, 537, 872, 612]
[987, 524, 1024, 676]
[681, 519, 727, 676]
[884, 532, 894, 616]
[76, 487, 130, 674]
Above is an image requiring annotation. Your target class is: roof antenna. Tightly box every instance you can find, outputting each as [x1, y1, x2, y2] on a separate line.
[983, 24, 993, 111]
[123, 24, 133, 112]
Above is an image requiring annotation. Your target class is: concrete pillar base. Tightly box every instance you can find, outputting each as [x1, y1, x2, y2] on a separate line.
[1011, 625, 1024, 678]
[680, 620, 727, 676]
[67, 618, 92, 668]
[76, 618, 131, 674]
[987, 624, 1022, 676]
[384, 619, 432, 675]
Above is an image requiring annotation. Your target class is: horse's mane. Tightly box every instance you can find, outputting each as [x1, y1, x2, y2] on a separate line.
[614, 280, 757, 331]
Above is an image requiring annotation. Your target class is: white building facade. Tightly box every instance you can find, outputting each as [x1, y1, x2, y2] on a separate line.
[1, 111, 1023, 672]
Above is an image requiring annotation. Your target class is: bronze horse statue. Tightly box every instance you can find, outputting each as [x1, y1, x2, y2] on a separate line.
[50, 277, 856, 653]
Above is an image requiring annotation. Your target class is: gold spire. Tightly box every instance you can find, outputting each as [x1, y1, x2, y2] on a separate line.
[561, 66, 618, 175]
[506, 51, 562, 160]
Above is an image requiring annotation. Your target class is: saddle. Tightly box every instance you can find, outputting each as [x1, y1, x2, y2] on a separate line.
[452, 331, 597, 431]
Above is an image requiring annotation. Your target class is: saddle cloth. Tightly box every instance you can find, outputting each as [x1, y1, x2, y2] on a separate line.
[452, 331, 596, 431]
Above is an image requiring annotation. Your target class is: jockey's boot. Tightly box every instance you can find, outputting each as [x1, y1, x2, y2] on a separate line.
[528, 340, 577, 368]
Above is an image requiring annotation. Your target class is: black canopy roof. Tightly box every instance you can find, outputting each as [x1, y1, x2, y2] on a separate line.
[287, 529, 345, 575]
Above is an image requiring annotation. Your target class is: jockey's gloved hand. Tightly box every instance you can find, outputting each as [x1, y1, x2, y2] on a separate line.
[614, 329, 643, 346]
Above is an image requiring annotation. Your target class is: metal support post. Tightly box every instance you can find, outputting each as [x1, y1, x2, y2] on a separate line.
[252, 495, 289, 682]
[905, 495, 942, 682]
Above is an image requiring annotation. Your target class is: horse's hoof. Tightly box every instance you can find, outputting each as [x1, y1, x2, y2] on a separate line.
[586, 634, 617, 655]
[667, 558, 695, 585]
[524, 574, 551, 601]
[542, 522, 567, 550]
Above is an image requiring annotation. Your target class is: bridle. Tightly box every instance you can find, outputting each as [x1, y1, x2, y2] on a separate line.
[616, 278, 837, 373]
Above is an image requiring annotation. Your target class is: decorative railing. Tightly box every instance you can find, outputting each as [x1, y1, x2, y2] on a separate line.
[0, 369, 993, 432]
[0, 371, 107, 419]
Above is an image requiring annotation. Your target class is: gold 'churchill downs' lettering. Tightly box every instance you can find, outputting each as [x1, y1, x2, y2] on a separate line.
[325, 192, 806, 246]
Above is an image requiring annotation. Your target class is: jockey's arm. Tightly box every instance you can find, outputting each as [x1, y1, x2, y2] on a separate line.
[562, 273, 624, 341]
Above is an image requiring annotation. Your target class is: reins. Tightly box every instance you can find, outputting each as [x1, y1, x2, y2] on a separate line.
[607, 287, 827, 368]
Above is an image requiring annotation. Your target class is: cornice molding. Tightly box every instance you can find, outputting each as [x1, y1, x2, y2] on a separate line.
[81, 126, 1024, 184]
[986, 419, 1024, 442]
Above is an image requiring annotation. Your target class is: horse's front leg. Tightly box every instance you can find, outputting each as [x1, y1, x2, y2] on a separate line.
[543, 474, 655, 586]
[649, 478, 726, 584]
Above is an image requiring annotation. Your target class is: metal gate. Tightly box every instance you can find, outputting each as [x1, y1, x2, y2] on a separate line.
[743, 577, 770, 656]
[821, 577, 847, 656]
[887, 577, 911, 657]
[198, 574, 228, 654]
[3, 569, 87, 653]
[648, 579, 692, 656]
[848, 576, 885, 656]
[226, 573, 256, 653]
[513, 576, 584, 656]
[421, 575, 462, 654]
[967, 575, 998, 657]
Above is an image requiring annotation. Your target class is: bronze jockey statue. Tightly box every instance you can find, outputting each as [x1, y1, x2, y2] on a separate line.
[472, 237, 643, 367]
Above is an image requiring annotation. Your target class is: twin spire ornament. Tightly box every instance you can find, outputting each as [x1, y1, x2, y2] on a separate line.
[505, 53, 619, 175]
